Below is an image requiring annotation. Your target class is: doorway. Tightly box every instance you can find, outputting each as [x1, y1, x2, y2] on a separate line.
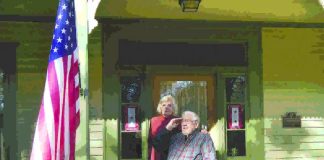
[153, 75, 215, 129]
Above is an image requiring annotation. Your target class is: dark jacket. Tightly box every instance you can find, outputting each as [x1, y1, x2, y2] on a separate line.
[151, 127, 181, 160]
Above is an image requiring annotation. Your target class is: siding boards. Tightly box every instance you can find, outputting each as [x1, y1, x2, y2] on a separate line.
[265, 118, 324, 159]
[0, 22, 52, 73]
[265, 135, 324, 144]
[89, 120, 105, 160]
[265, 128, 324, 136]
[265, 150, 324, 159]
[266, 143, 324, 150]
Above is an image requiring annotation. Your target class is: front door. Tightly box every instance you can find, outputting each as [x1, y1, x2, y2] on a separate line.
[153, 75, 215, 129]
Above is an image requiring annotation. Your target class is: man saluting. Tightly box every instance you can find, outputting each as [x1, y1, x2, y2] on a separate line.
[153, 111, 217, 160]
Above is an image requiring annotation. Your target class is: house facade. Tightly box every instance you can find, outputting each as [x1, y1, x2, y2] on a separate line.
[1, 0, 324, 159]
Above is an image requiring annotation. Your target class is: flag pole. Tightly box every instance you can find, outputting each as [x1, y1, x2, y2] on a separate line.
[74, 0, 89, 159]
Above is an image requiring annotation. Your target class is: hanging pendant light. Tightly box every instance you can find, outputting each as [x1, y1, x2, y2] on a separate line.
[179, 0, 201, 12]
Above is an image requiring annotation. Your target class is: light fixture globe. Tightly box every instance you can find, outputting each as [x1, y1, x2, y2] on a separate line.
[179, 0, 201, 12]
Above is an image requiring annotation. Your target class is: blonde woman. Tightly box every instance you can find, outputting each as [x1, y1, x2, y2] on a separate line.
[148, 95, 181, 160]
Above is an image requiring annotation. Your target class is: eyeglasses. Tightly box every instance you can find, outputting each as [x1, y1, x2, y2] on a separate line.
[182, 119, 197, 123]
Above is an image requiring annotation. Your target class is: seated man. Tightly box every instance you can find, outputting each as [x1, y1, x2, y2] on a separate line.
[153, 111, 217, 160]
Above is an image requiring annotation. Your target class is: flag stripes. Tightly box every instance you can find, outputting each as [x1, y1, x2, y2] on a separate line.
[30, 0, 80, 159]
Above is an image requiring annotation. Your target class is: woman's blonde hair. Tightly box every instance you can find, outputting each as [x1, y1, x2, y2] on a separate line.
[156, 95, 178, 115]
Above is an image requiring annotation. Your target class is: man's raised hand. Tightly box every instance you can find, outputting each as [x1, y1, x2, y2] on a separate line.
[166, 118, 182, 131]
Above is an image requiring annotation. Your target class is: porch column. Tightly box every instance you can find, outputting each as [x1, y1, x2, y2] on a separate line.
[75, 0, 89, 159]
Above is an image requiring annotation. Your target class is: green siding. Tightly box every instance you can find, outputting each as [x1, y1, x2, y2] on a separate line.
[0, 21, 103, 159]
[88, 25, 103, 119]
[262, 28, 324, 159]
[0, 22, 51, 159]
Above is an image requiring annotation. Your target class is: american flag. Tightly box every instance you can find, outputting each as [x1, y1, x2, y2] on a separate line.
[30, 0, 80, 159]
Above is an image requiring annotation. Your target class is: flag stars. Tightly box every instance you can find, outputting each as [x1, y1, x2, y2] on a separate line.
[58, 14, 63, 20]
[62, 4, 67, 10]
[32, 0, 80, 151]
[61, 28, 66, 34]
[48, 1, 77, 59]
[57, 37, 62, 43]
[53, 47, 58, 53]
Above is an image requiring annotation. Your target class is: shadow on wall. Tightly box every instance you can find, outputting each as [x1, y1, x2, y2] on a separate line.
[265, 118, 307, 153]
[245, 118, 264, 159]
[75, 144, 88, 157]
[17, 109, 39, 159]
[105, 119, 119, 156]
[264, 116, 324, 159]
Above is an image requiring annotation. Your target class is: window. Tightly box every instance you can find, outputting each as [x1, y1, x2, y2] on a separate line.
[153, 75, 214, 129]
[225, 75, 246, 157]
[0, 68, 4, 160]
[0, 68, 4, 113]
[120, 77, 142, 159]
[0, 42, 17, 160]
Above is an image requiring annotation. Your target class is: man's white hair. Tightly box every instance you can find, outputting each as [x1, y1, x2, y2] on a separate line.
[182, 111, 200, 125]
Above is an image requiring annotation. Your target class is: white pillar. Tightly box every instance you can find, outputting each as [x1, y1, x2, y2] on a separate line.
[75, 0, 89, 159]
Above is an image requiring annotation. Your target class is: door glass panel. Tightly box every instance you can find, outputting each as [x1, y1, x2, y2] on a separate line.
[158, 80, 208, 126]
[225, 75, 246, 157]
[0, 69, 4, 112]
[225, 76, 246, 103]
[120, 76, 142, 159]
[121, 77, 141, 103]
[0, 68, 4, 160]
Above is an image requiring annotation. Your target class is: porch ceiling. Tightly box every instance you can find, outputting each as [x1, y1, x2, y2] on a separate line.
[97, 0, 324, 23]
